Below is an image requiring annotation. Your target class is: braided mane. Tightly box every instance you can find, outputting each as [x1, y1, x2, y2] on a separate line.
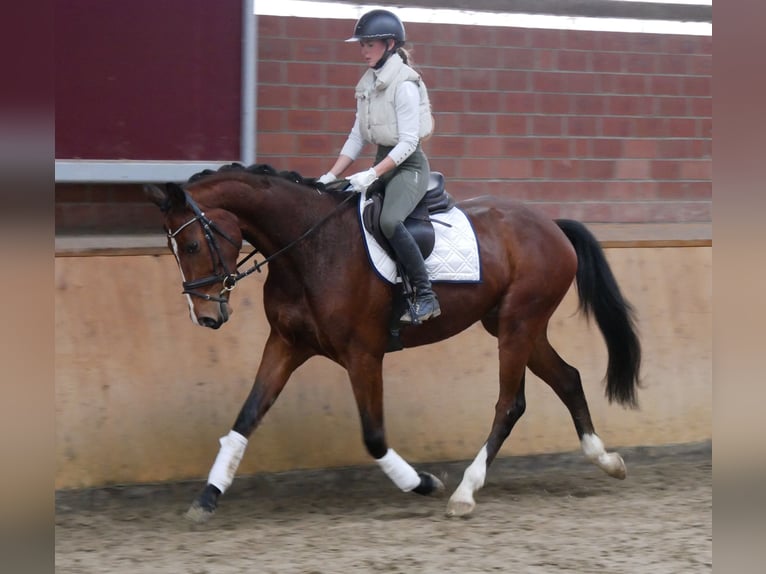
[186, 162, 350, 196]
[187, 163, 319, 188]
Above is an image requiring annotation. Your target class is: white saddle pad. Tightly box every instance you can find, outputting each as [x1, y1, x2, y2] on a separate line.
[356, 196, 482, 285]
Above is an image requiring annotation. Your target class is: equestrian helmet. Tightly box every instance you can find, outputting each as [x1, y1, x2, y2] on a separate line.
[345, 9, 405, 44]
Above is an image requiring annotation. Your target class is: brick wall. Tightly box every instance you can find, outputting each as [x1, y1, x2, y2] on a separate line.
[55, 15, 711, 233]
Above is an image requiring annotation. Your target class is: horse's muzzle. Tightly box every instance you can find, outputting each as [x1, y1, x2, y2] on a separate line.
[197, 301, 232, 330]
[199, 316, 224, 329]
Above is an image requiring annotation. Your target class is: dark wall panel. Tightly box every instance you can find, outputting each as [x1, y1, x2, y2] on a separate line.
[56, 0, 242, 160]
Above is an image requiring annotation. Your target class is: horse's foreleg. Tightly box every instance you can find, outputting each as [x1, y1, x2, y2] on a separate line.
[347, 356, 444, 497]
[186, 332, 311, 523]
[528, 335, 626, 479]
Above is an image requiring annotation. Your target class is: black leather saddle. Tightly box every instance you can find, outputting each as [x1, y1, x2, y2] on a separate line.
[362, 171, 455, 259]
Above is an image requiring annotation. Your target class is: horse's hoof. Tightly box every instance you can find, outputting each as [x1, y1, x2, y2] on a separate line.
[600, 452, 627, 480]
[412, 472, 446, 497]
[185, 501, 215, 524]
[446, 496, 476, 517]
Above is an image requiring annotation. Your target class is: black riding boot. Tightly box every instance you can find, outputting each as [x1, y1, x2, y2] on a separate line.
[388, 222, 441, 324]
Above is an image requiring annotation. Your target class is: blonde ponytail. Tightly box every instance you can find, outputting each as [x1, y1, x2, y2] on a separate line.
[397, 46, 411, 65]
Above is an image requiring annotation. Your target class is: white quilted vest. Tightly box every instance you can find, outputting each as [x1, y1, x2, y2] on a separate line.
[354, 53, 434, 146]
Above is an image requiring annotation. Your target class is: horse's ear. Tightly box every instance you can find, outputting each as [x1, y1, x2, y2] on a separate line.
[142, 182, 186, 212]
[164, 182, 187, 210]
[143, 184, 168, 209]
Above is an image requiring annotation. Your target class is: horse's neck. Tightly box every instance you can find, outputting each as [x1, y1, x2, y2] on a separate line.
[201, 178, 351, 261]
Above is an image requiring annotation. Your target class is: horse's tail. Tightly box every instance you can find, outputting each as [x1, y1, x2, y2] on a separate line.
[556, 219, 642, 408]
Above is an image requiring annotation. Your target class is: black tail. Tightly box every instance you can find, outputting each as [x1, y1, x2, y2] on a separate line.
[556, 219, 642, 408]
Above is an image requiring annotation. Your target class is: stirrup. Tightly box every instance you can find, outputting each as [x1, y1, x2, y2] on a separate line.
[400, 295, 441, 325]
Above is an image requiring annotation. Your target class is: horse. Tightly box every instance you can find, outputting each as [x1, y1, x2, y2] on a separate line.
[143, 163, 641, 522]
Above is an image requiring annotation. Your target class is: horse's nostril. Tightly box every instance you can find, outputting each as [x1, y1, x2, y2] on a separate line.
[199, 317, 222, 329]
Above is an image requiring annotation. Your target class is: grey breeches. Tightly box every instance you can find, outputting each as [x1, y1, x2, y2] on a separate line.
[375, 145, 430, 239]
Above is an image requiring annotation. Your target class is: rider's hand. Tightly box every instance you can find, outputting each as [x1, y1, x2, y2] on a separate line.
[348, 167, 378, 193]
[317, 171, 336, 185]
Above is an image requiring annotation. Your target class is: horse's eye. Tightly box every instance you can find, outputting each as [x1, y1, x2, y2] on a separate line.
[185, 241, 200, 254]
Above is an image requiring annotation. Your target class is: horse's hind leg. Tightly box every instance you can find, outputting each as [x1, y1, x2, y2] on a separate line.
[447, 373, 527, 517]
[446, 316, 532, 517]
[527, 334, 626, 479]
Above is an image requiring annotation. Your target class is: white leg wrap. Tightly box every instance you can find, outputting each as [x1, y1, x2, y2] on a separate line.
[207, 430, 248, 494]
[376, 449, 421, 492]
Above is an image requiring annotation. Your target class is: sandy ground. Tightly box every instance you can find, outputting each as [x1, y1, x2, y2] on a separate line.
[55, 441, 711, 573]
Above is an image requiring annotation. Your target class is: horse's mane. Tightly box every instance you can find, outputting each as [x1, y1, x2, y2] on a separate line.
[185, 163, 352, 198]
[187, 163, 333, 192]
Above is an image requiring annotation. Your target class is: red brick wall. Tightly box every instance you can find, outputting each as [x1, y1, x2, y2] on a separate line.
[256, 16, 711, 223]
[55, 15, 711, 233]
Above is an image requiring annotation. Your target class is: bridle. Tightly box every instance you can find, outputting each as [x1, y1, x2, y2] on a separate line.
[168, 188, 357, 303]
[167, 192, 242, 303]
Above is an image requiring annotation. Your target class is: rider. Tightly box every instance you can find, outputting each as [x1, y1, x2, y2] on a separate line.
[318, 9, 440, 324]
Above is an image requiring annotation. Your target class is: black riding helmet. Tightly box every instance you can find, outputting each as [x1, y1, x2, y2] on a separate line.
[345, 9, 406, 45]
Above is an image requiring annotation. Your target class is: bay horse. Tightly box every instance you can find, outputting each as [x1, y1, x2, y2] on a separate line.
[144, 163, 641, 522]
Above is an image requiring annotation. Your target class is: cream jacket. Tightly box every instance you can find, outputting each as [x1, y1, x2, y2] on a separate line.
[354, 53, 434, 147]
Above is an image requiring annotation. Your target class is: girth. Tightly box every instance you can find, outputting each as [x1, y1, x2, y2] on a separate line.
[362, 171, 455, 259]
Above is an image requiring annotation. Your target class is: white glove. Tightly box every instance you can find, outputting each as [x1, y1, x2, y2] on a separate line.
[348, 167, 378, 193]
[317, 171, 336, 185]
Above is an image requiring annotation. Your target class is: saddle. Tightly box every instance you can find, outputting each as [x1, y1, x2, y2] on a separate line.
[362, 171, 455, 259]
[358, 172, 457, 352]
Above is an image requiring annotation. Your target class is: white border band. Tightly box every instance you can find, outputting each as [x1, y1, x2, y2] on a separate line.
[255, 1, 712, 35]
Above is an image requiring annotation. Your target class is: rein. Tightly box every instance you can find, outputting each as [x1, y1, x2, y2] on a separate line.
[170, 188, 357, 301]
